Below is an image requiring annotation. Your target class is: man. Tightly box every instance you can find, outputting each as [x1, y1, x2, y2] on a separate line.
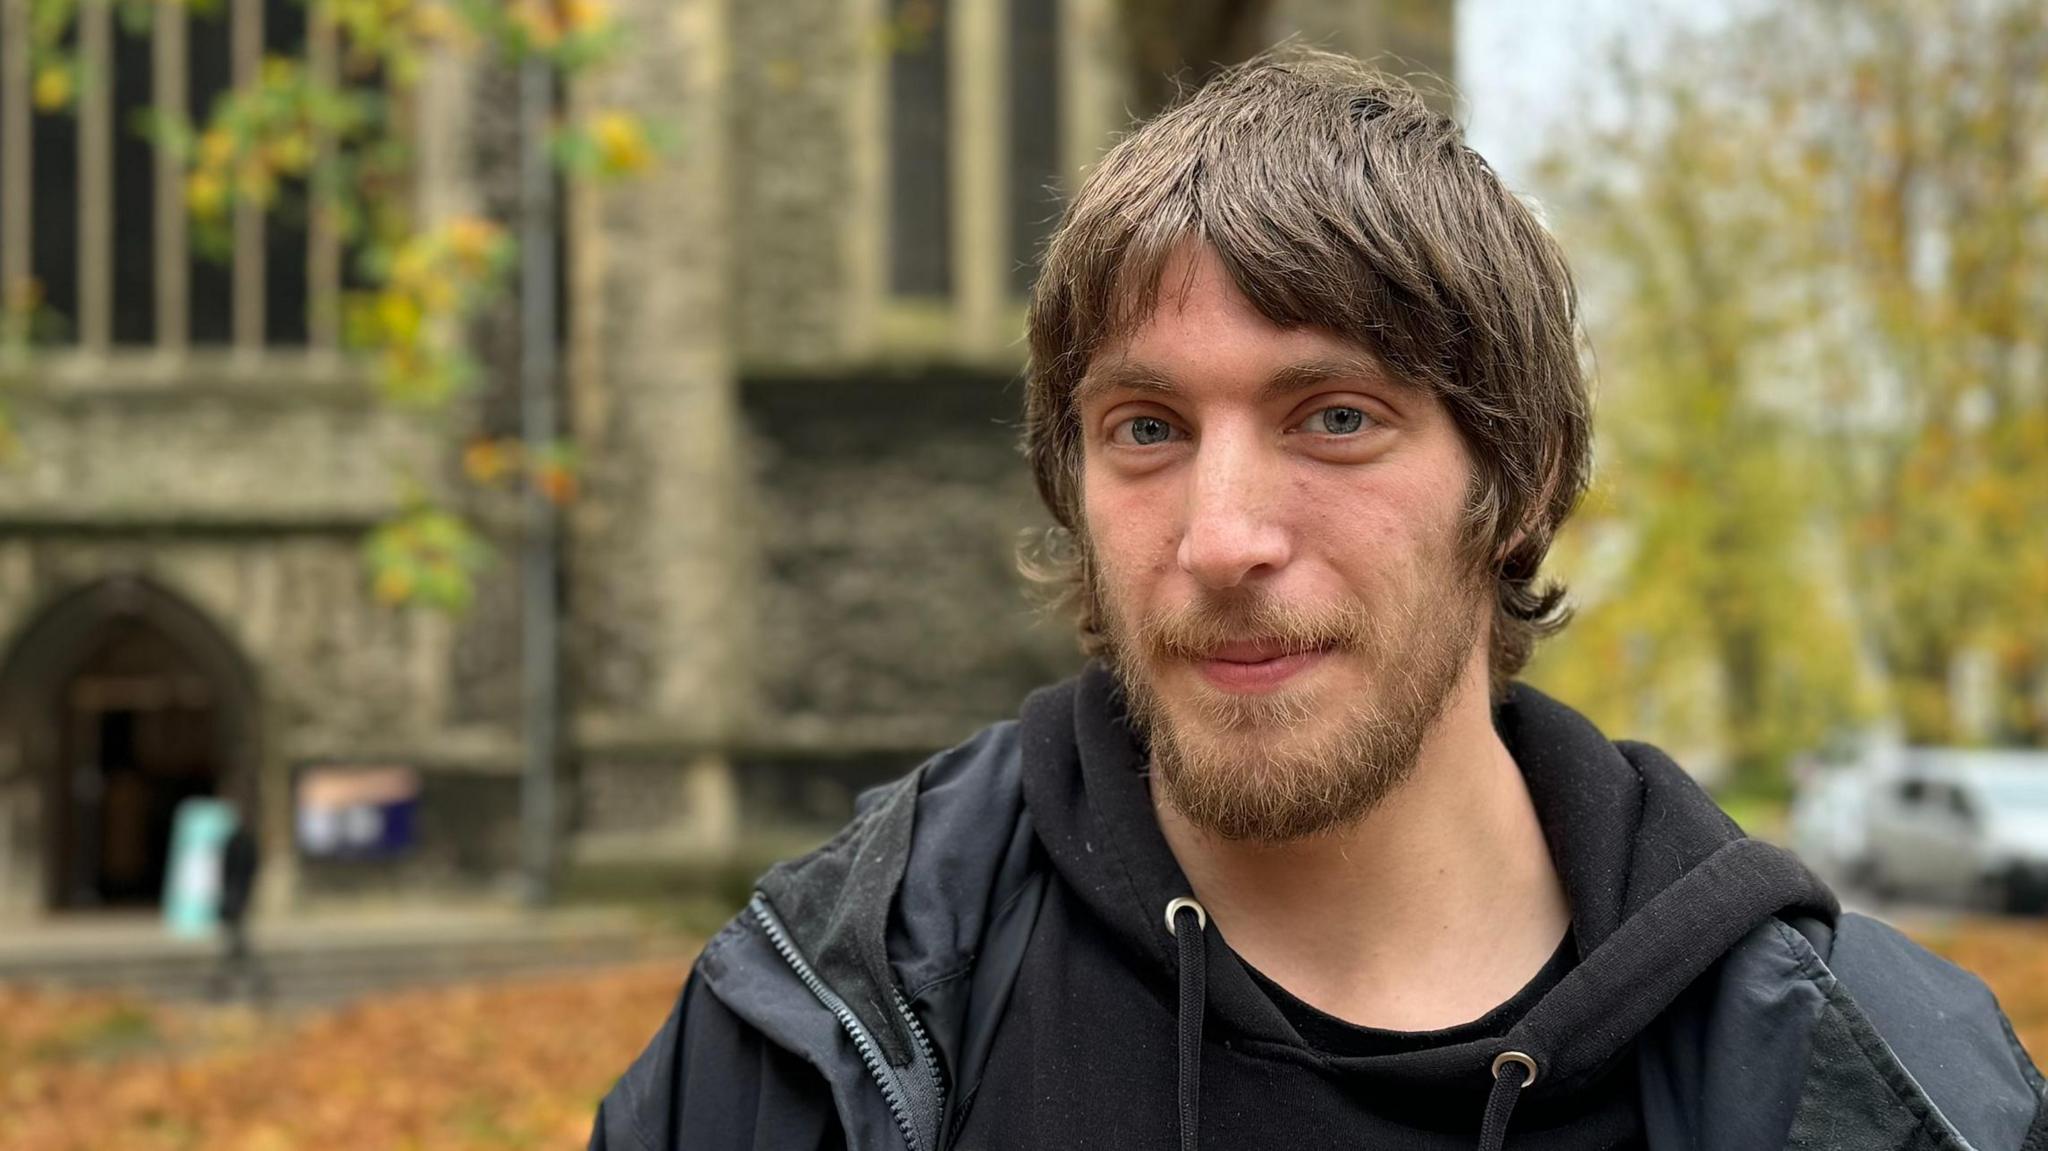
[590, 53, 2046, 1151]
[206, 806, 270, 1004]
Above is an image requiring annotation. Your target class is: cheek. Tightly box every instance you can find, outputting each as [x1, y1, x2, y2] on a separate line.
[1296, 469, 1463, 588]
[1082, 468, 1179, 586]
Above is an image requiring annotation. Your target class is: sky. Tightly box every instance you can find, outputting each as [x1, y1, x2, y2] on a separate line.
[1456, 0, 1745, 190]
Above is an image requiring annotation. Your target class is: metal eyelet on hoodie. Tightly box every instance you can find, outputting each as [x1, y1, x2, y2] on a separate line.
[1478, 1050, 1539, 1151]
[1490, 1050, 1539, 1088]
[1166, 898, 1208, 1151]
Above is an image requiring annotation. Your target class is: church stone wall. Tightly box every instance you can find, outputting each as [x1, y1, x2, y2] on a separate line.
[740, 368, 1079, 747]
[728, 0, 867, 370]
[0, 369, 434, 525]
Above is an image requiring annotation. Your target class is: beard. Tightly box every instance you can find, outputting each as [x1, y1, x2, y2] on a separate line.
[1096, 555, 1483, 843]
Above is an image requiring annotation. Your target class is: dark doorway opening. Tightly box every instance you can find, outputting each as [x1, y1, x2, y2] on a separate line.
[56, 626, 224, 908]
[0, 577, 259, 915]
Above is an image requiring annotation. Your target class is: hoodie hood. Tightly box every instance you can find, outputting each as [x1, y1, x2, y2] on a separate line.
[1018, 662, 1841, 1102]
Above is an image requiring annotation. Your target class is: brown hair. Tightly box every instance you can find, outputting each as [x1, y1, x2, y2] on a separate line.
[1022, 50, 1591, 696]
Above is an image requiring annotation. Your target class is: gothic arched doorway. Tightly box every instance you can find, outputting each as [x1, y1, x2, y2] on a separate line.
[0, 576, 259, 912]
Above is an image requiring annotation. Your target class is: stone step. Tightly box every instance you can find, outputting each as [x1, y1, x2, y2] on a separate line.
[0, 908, 694, 1007]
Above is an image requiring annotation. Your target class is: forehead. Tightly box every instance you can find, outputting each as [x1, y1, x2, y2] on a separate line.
[1077, 244, 1408, 407]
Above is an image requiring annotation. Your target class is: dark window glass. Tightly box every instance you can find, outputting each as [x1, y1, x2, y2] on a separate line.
[888, 0, 951, 298]
[112, 11, 157, 344]
[262, 0, 308, 345]
[0, 14, 6, 294]
[31, 24, 79, 344]
[0, 15, 6, 300]
[187, 2, 233, 344]
[1947, 787, 1974, 820]
[1006, 0, 1060, 297]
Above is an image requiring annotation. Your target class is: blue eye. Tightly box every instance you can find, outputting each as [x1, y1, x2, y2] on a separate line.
[1307, 407, 1369, 435]
[1125, 416, 1175, 445]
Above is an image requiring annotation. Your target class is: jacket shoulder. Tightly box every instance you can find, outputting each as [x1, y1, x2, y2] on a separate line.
[1819, 913, 2045, 1149]
[648, 719, 1035, 1151]
[1641, 914, 2046, 1151]
[1827, 913, 2043, 1084]
[587, 960, 845, 1151]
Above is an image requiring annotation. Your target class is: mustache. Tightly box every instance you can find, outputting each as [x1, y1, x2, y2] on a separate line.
[1131, 590, 1382, 661]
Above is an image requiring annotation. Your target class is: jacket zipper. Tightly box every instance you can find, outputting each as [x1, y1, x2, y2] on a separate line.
[749, 893, 944, 1151]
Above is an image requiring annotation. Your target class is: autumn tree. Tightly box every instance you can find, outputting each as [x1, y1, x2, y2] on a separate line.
[1529, 59, 1872, 795]
[1529, 0, 2048, 789]
[1779, 0, 2048, 746]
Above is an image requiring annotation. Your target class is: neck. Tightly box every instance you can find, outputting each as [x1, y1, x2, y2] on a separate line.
[1152, 655, 1570, 1032]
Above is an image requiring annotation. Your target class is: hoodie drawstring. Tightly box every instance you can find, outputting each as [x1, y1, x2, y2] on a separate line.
[1165, 898, 1207, 1151]
[1478, 1050, 1536, 1151]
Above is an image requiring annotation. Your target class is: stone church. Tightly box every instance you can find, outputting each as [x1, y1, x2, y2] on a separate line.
[0, 0, 1451, 918]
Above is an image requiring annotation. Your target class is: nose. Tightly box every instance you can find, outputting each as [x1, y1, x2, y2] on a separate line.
[1176, 433, 1291, 590]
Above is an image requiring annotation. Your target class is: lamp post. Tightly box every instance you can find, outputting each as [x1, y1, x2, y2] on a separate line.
[518, 54, 560, 908]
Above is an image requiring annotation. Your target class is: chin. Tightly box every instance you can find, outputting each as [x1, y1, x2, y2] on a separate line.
[1184, 721, 1346, 775]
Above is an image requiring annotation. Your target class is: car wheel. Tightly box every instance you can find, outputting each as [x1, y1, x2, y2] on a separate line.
[2000, 868, 2048, 916]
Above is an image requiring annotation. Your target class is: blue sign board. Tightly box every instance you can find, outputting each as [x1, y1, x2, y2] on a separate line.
[295, 764, 421, 860]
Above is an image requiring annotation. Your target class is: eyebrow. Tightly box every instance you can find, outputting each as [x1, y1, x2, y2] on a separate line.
[1073, 353, 1399, 409]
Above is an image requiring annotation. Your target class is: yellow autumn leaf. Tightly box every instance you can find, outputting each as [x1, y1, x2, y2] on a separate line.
[534, 461, 579, 506]
[186, 171, 227, 219]
[375, 292, 423, 343]
[591, 111, 653, 176]
[389, 242, 433, 290]
[411, 2, 461, 41]
[199, 130, 236, 167]
[372, 566, 415, 605]
[562, 0, 609, 32]
[445, 217, 500, 266]
[32, 67, 72, 110]
[462, 439, 515, 484]
[509, 0, 561, 49]
[267, 131, 311, 174]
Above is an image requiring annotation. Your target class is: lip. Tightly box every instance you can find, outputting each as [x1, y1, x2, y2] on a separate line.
[1195, 647, 1330, 693]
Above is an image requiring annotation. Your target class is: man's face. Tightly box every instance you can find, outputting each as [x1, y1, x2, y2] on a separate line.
[1078, 244, 1491, 842]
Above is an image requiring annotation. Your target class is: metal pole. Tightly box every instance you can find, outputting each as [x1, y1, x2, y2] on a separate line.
[518, 55, 560, 908]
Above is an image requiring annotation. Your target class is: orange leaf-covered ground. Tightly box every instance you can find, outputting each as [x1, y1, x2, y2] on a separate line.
[1, 921, 2043, 1149]
[0, 960, 690, 1151]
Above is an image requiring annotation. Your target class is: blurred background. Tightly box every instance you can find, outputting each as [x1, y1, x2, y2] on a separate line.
[0, 0, 2041, 1147]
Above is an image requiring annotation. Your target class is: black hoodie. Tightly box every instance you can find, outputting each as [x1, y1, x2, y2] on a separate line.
[950, 663, 1849, 1148]
[589, 668, 2048, 1151]
[955, 663, 1691, 1147]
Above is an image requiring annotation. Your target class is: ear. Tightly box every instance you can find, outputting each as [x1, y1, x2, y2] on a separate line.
[1494, 453, 1568, 571]
[1496, 519, 1535, 563]
[1494, 513, 1556, 580]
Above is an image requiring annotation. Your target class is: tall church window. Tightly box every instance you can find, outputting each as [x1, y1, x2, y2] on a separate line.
[0, 0, 335, 351]
[887, 0, 953, 299]
[1006, 0, 1060, 297]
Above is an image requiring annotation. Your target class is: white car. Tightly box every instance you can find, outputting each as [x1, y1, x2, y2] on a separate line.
[1860, 750, 2048, 914]
[1787, 768, 1875, 887]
